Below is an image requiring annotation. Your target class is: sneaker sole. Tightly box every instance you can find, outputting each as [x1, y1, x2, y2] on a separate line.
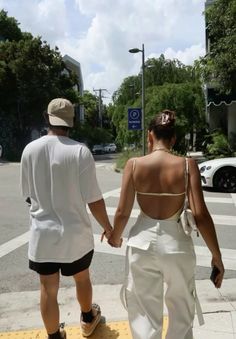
[81, 312, 101, 337]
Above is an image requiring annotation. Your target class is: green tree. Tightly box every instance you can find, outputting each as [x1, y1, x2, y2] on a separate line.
[110, 55, 205, 152]
[201, 0, 236, 94]
[0, 10, 22, 41]
[145, 83, 206, 152]
[0, 12, 79, 159]
[80, 90, 99, 126]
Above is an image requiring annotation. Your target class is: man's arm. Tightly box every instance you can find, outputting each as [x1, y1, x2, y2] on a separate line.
[108, 158, 135, 247]
[88, 199, 113, 239]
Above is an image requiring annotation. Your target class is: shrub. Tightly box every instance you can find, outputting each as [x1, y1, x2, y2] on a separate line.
[205, 131, 233, 158]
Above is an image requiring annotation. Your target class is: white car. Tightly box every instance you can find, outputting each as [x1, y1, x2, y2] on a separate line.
[92, 144, 105, 155]
[198, 157, 236, 193]
[104, 143, 117, 153]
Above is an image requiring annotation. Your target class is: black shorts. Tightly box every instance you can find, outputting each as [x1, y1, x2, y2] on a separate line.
[29, 250, 94, 276]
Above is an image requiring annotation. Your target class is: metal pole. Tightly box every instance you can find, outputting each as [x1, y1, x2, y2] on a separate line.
[141, 43, 145, 155]
[98, 89, 102, 128]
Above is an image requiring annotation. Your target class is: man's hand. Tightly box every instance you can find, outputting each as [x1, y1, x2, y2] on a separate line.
[108, 233, 123, 248]
[100, 227, 113, 242]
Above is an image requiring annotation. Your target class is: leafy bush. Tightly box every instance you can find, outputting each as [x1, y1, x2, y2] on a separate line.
[204, 131, 233, 158]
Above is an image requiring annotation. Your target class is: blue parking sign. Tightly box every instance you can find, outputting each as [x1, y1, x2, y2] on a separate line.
[128, 108, 142, 130]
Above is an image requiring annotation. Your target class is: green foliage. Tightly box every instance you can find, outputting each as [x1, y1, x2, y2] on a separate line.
[0, 10, 22, 41]
[80, 90, 99, 126]
[116, 149, 142, 170]
[70, 122, 113, 149]
[0, 11, 80, 159]
[110, 55, 205, 153]
[205, 131, 233, 158]
[201, 0, 236, 94]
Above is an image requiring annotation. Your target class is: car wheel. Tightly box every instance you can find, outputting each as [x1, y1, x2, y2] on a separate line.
[213, 166, 236, 193]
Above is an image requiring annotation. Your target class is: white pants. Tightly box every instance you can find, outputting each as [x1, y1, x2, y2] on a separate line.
[121, 213, 202, 339]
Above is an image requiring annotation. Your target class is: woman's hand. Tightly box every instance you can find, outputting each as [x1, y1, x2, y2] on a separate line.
[108, 231, 123, 248]
[100, 225, 113, 242]
[211, 255, 225, 288]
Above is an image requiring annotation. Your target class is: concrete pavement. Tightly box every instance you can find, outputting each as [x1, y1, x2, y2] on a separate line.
[0, 279, 236, 338]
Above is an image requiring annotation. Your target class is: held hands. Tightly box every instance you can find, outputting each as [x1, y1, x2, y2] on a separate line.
[100, 225, 113, 242]
[101, 228, 123, 248]
[108, 232, 123, 248]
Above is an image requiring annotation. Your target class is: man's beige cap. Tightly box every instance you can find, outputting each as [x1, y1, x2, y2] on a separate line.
[47, 98, 74, 127]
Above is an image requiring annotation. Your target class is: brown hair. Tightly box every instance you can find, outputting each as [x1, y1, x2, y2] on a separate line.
[148, 109, 176, 140]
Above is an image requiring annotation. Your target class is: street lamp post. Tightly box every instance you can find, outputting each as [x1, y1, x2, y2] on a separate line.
[129, 43, 146, 155]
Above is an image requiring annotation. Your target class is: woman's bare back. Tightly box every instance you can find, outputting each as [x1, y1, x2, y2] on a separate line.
[133, 152, 186, 219]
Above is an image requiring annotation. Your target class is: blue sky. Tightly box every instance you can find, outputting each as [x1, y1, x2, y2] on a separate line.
[0, 0, 206, 101]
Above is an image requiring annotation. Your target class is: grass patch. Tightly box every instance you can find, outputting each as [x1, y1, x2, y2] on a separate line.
[116, 149, 142, 170]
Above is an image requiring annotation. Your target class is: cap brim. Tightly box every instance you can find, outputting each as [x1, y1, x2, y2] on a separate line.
[49, 115, 74, 128]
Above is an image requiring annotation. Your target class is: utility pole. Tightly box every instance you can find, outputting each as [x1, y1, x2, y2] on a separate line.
[93, 88, 107, 128]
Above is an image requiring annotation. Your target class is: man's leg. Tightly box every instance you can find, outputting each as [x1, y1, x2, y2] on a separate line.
[40, 272, 60, 335]
[73, 268, 92, 312]
[73, 268, 101, 337]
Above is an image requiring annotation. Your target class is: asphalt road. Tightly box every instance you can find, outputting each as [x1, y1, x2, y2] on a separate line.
[0, 157, 236, 295]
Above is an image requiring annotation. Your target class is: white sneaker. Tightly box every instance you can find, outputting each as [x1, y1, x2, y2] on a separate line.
[80, 304, 101, 337]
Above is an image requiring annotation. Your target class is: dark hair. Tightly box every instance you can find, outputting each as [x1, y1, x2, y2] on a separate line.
[48, 124, 71, 132]
[148, 109, 176, 140]
[43, 111, 71, 132]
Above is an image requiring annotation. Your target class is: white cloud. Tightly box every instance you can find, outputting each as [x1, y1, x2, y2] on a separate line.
[164, 44, 205, 65]
[0, 0, 206, 101]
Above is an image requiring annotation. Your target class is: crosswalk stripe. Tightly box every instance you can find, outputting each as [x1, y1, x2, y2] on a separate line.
[105, 207, 236, 226]
[102, 188, 235, 204]
[0, 232, 30, 259]
[94, 234, 236, 271]
[0, 231, 235, 271]
[204, 197, 232, 204]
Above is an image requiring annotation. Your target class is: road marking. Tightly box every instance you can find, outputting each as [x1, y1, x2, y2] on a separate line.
[204, 197, 233, 204]
[94, 234, 236, 271]
[0, 231, 236, 271]
[105, 207, 236, 226]
[231, 193, 236, 208]
[0, 232, 29, 259]
[103, 188, 121, 199]
[1, 187, 236, 269]
[95, 163, 107, 168]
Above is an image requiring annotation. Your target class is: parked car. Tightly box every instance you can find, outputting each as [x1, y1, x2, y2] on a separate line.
[0, 144, 2, 158]
[123, 144, 136, 151]
[104, 143, 117, 153]
[92, 144, 105, 155]
[198, 157, 236, 193]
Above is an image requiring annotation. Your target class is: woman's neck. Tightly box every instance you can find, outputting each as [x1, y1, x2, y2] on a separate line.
[152, 141, 171, 151]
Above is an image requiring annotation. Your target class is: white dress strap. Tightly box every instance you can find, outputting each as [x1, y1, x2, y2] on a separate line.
[194, 287, 205, 326]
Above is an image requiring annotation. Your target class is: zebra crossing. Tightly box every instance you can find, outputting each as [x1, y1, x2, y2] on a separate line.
[0, 186, 235, 272]
[96, 187, 236, 272]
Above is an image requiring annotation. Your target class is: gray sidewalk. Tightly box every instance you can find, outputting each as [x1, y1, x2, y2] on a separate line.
[0, 279, 235, 338]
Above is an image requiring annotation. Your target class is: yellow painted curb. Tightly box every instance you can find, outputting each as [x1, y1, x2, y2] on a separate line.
[0, 318, 168, 338]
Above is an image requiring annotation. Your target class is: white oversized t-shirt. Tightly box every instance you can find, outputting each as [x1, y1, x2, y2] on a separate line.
[20, 135, 102, 263]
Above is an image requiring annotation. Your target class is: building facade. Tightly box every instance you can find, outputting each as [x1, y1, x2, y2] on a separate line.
[205, 0, 236, 141]
[62, 54, 85, 122]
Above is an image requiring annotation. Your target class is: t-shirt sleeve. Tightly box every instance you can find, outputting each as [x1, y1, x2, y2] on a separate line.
[20, 149, 30, 198]
[79, 147, 103, 203]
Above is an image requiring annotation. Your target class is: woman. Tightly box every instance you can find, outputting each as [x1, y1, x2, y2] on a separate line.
[108, 110, 224, 339]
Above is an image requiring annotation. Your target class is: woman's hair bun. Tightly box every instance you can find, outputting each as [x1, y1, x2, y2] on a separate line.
[148, 109, 176, 140]
[159, 110, 176, 127]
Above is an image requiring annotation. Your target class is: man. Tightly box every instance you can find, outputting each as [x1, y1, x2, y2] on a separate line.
[20, 98, 112, 339]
